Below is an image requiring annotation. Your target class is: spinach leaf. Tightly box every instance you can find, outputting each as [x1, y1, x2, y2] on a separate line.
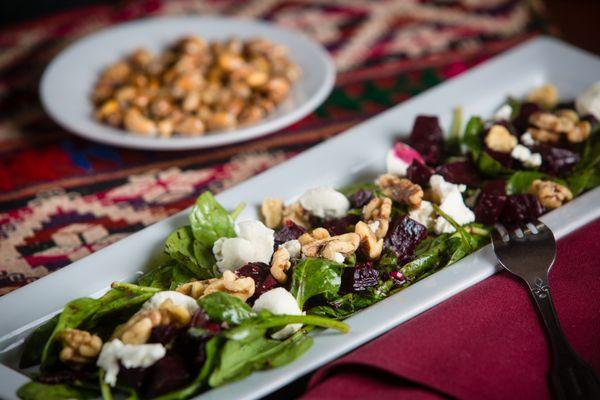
[401, 234, 449, 281]
[506, 97, 521, 120]
[164, 226, 216, 280]
[476, 152, 513, 177]
[20, 315, 59, 368]
[568, 168, 600, 196]
[197, 292, 254, 326]
[461, 116, 484, 158]
[189, 191, 236, 248]
[153, 337, 223, 400]
[290, 258, 344, 309]
[17, 382, 98, 400]
[506, 171, 565, 195]
[137, 263, 195, 290]
[208, 329, 313, 388]
[339, 182, 381, 198]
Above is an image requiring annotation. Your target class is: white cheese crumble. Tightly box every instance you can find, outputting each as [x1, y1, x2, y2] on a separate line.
[252, 288, 303, 340]
[213, 220, 274, 273]
[493, 104, 512, 121]
[576, 81, 600, 120]
[298, 187, 350, 219]
[511, 144, 542, 168]
[408, 200, 435, 229]
[97, 339, 166, 387]
[141, 291, 199, 314]
[520, 132, 535, 146]
[279, 239, 301, 259]
[429, 175, 474, 234]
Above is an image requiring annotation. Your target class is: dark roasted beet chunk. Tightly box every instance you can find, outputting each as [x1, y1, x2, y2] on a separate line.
[435, 161, 481, 187]
[500, 194, 544, 224]
[409, 115, 445, 166]
[474, 180, 507, 225]
[38, 369, 94, 384]
[512, 102, 541, 133]
[190, 309, 209, 328]
[348, 189, 373, 208]
[149, 325, 186, 345]
[340, 266, 379, 294]
[118, 366, 148, 390]
[537, 146, 580, 176]
[321, 215, 360, 236]
[144, 354, 191, 398]
[484, 147, 514, 169]
[385, 216, 428, 264]
[406, 160, 434, 186]
[236, 262, 278, 304]
[274, 221, 305, 246]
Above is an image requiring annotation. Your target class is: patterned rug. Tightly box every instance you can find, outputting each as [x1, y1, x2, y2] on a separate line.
[0, 0, 551, 295]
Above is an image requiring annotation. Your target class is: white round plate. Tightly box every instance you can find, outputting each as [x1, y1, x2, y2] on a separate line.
[40, 16, 335, 150]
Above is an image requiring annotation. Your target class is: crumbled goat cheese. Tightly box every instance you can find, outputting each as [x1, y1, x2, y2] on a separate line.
[97, 340, 166, 387]
[494, 104, 512, 121]
[298, 187, 350, 219]
[213, 220, 274, 273]
[511, 144, 542, 168]
[141, 291, 199, 314]
[576, 81, 600, 120]
[521, 132, 535, 146]
[279, 239, 301, 259]
[429, 175, 474, 234]
[253, 288, 303, 339]
[408, 200, 435, 229]
[386, 142, 424, 176]
[332, 252, 345, 264]
[368, 220, 380, 234]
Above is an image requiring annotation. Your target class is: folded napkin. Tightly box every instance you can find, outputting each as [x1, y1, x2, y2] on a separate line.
[302, 219, 600, 400]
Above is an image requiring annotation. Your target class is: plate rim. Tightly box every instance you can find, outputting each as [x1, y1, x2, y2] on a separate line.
[39, 15, 336, 150]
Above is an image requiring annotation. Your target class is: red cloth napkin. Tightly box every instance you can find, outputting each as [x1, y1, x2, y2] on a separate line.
[302, 219, 600, 400]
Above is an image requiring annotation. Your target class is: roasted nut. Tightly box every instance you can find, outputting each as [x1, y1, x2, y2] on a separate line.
[264, 78, 290, 103]
[177, 271, 255, 302]
[355, 221, 383, 260]
[526, 84, 558, 109]
[484, 124, 518, 153]
[555, 109, 579, 123]
[528, 179, 573, 209]
[527, 127, 560, 143]
[175, 116, 205, 137]
[246, 70, 269, 87]
[566, 121, 591, 143]
[377, 174, 423, 207]
[362, 197, 392, 239]
[300, 229, 360, 263]
[262, 197, 284, 228]
[207, 112, 236, 131]
[529, 112, 575, 133]
[96, 100, 122, 126]
[157, 119, 175, 138]
[239, 105, 265, 125]
[59, 329, 102, 364]
[270, 247, 291, 283]
[282, 202, 310, 229]
[112, 299, 192, 345]
[124, 108, 157, 136]
[100, 62, 130, 85]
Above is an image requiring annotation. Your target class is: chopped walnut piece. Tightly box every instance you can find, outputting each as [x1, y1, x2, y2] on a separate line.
[300, 229, 359, 263]
[527, 127, 561, 143]
[282, 202, 310, 229]
[177, 270, 255, 302]
[261, 197, 284, 228]
[376, 174, 423, 207]
[111, 299, 192, 345]
[270, 247, 291, 283]
[59, 329, 102, 364]
[484, 125, 518, 153]
[566, 121, 591, 143]
[526, 84, 558, 109]
[355, 221, 383, 260]
[529, 112, 575, 133]
[362, 197, 392, 239]
[555, 109, 579, 123]
[528, 179, 573, 209]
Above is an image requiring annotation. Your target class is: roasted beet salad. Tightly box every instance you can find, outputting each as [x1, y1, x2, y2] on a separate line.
[17, 83, 600, 399]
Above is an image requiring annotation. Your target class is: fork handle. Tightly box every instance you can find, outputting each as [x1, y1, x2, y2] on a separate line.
[526, 277, 600, 400]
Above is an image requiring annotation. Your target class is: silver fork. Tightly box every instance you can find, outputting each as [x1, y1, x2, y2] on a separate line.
[491, 220, 600, 400]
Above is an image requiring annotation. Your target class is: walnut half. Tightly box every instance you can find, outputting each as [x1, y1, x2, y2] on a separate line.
[376, 174, 423, 208]
[355, 221, 383, 260]
[177, 270, 255, 302]
[362, 197, 392, 239]
[270, 247, 291, 283]
[299, 228, 360, 263]
[528, 179, 573, 209]
[59, 329, 102, 364]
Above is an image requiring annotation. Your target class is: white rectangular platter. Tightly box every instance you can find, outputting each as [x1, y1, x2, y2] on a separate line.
[1, 36, 599, 400]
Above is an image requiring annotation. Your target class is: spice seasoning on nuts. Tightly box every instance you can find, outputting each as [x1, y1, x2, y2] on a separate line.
[92, 36, 300, 137]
